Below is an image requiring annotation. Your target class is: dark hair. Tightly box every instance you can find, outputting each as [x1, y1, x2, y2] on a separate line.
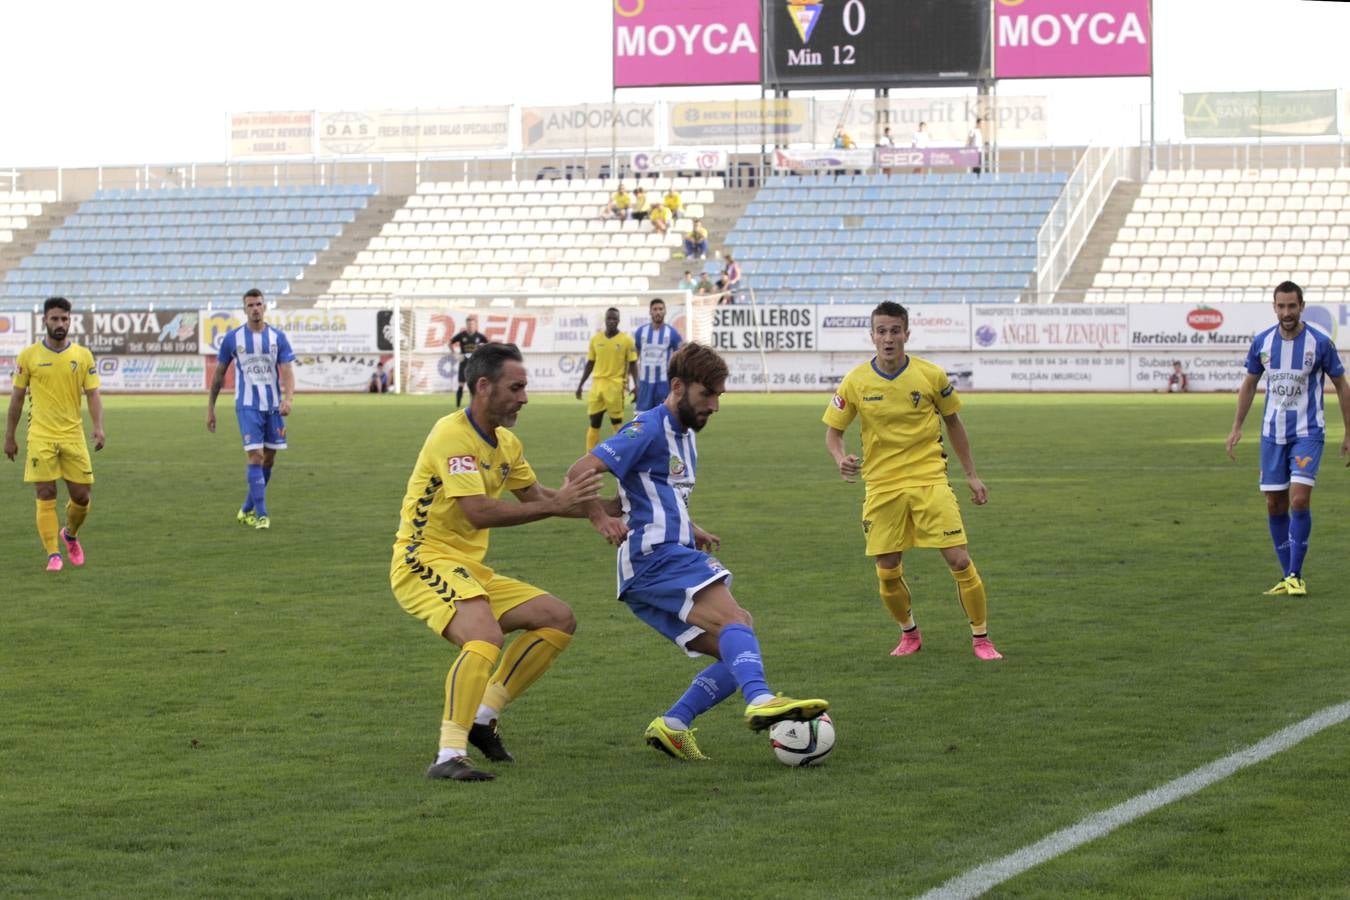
[871, 301, 909, 330]
[243, 288, 263, 300]
[606, 307, 620, 315]
[464, 343, 522, 396]
[43, 296, 72, 314]
[668, 342, 727, 391]
[1273, 280, 1304, 304]
[649, 297, 665, 309]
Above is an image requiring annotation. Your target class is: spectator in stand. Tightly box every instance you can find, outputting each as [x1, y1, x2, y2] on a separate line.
[369, 361, 391, 394]
[911, 121, 931, 173]
[967, 117, 986, 175]
[663, 186, 684, 222]
[683, 219, 709, 260]
[678, 270, 699, 294]
[632, 187, 652, 224]
[832, 127, 856, 149]
[1167, 361, 1189, 393]
[695, 272, 715, 296]
[607, 184, 632, 221]
[648, 200, 670, 235]
[879, 126, 897, 175]
[716, 255, 741, 305]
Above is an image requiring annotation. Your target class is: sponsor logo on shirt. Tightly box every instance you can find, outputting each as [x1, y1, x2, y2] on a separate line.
[943, 528, 964, 537]
[447, 454, 478, 475]
[831, 394, 845, 410]
[862, 394, 883, 402]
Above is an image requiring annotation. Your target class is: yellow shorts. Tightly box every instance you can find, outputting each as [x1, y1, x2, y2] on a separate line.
[390, 548, 546, 637]
[24, 437, 95, 484]
[862, 483, 967, 555]
[587, 380, 625, 419]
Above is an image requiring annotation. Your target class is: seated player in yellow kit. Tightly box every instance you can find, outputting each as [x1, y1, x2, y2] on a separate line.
[5, 296, 105, 572]
[574, 307, 638, 451]
[823, 301, 1002, 661]
[391, 342, 606, 781]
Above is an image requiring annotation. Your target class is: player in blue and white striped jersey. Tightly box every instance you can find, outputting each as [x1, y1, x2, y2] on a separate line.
[1227, 281, 1350, 596]
[207, 288, 296, 530]
[632, 298, 682, 412]
[566, 343, 827, 762]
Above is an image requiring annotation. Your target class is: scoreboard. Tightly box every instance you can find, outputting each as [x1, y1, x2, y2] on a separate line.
[764, 0, 990, 88]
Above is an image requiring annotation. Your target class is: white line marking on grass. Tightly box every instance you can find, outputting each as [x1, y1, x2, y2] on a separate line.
[918, 700, 1350, 900]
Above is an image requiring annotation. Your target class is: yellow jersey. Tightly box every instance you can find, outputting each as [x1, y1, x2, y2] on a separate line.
[612, 191, 631, 210]
[393, 409, 537, 578]
[663, 192, 682, 212]
[587, 331, 637, 383]
[822, 354, 961, 491]
[13, 341, 100, 442]
[649, 204, 670, 225]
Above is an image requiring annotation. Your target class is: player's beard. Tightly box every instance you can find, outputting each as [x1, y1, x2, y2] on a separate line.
[47, 325, 67, 342]
[677, 394, 710, 432]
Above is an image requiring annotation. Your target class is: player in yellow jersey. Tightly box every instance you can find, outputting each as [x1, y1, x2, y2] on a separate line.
[5, 297, 105, 572]
[392, 343, 606, 781]
[822, 301, 1002, 661]
[574, 307, 638, 451]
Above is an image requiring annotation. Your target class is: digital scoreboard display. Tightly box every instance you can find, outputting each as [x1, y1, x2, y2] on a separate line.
[764, 0, 990, 88]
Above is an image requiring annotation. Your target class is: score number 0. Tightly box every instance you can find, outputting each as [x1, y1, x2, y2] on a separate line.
[832, 0, 865, 65]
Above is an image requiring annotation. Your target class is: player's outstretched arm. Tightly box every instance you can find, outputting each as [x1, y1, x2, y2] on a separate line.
[1227, 373, 1261, 459]
[4, 386, 25, 460]
[574, 360, 595, 400]
[512, 479, 620, 519]
[206, 360, 230, 433]
[459, 469, 603, 530]
[86, 389, 105, 451]
[565, 453, 628, 545]
[825, 426, 860, 483]
[942, 412, 987, 505]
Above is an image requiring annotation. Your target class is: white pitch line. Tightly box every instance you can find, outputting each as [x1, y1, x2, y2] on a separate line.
[918, 700, 1350, 900]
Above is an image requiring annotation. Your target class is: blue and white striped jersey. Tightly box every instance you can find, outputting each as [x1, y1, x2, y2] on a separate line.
[217, 324, 296, 410]
[633, 323, 682, 385]
[592, 404, 699, 584]
[1245, 323, 1345, 443]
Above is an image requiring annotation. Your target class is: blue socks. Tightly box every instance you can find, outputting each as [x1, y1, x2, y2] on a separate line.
[1288, 509, 1311, 577]
[718, 623, 770, 704]
[665, 662, 738, 727]
[1268, 512, 1291, 575]
[246, 463, 268, 518]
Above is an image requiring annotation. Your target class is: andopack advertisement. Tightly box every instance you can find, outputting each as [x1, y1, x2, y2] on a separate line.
[994, 0, 1151, 79]
[521, 104, 656, 151]
[1, 310, 35, 354]
[34, 310, 200, 355]
[94, 356, 205, 392]
[816, 304, 971, 352]
[200, 309, 385, 355]
[972, 304, 1129, 351]
[1127, 304, 1279, 351]
[613, 0, 761, 88]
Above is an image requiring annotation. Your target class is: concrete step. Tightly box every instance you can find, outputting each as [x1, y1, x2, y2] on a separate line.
[659, 187, 757, 291]
[1059, 180, 1143, 298]
[0, 203, 80, 284]
[288, 195, 408, 299]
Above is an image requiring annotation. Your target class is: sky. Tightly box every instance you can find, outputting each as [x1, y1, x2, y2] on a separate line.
[2, 0, 1347, 169]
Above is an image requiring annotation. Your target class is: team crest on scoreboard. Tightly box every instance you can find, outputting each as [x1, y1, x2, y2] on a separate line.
[787, 0, 823, 43]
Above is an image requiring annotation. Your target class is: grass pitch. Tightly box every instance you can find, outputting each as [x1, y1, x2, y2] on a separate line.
[3, 392, 1348, 898]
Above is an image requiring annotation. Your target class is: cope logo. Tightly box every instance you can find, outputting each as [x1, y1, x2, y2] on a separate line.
[1186, 307, 1223, 331]
[787, 0, 823, 43]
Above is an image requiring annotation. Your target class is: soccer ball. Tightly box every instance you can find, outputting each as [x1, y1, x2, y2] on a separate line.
[769, 713, 835, 767]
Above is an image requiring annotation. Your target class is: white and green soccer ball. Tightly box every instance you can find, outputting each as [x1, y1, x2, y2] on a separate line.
[769, 713, 835, 767]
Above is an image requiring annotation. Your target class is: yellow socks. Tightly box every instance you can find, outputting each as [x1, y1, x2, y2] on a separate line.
[480, 627, 573, 715]
[952, 562, 989, 636]
[585, 426, 601, 451]
[439, 640, 500, 752]
[36, 499, 59, 555]
[65, 498, 90, 536]
[877, 563, 914, 629]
